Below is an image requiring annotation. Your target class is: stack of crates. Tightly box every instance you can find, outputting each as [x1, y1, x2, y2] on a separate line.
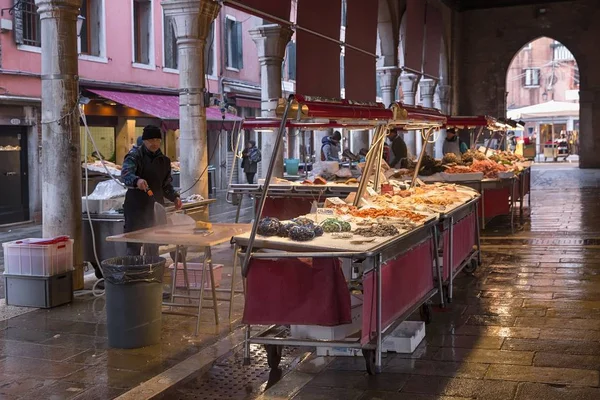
[2, 236, 74, 308]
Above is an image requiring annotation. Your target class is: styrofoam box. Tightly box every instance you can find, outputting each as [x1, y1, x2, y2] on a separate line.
[2, 239, 74, 276]
[81, 197, 124, 214]
[382, 321, 426, 353]
[316, 346, 363, 357]
[168, 263, 223, 289]
[290, 294, 363, 341]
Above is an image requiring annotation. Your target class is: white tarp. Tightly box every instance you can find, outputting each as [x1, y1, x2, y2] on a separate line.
[507, 100, 579, 119]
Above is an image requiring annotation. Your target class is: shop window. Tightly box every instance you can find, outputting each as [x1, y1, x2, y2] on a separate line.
[133, 0, 152, 65]
[523, 68, 540, 87]
[79, 0, 104, 57]
[225, 17, 243, 70]
[13, 0, 41, 47]
[80, 126, 116, 163]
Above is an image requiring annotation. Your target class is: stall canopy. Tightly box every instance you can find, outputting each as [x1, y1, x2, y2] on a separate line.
[422, 3, 443, 78]
[402, 0, 426, 74]
[507, 100, 580, 119]
[445, 115, 508, 131]
[86, 89, 242, 130]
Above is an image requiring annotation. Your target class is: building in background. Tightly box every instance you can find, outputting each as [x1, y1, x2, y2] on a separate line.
[506, 37, 580, 149]
[0, 0, 283, 224]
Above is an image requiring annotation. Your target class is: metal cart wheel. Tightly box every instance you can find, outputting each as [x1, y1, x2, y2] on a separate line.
[420, 303, 433, 324]
[265, 345, 283, 369]
[464, 258, 478, 274]
[363, 349, 376, 375]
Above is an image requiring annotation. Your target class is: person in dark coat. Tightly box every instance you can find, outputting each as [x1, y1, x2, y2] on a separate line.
[121, 125, 182, 256]
[321, 131, 342, 161]
[388, 129, 408, 168]
[241, 140, 261, 184]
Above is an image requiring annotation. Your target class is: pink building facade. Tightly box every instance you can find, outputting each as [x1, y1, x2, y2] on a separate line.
[0, 0, 275, 224]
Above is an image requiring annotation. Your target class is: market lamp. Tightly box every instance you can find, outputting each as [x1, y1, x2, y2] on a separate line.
[77, 14, 85, 37]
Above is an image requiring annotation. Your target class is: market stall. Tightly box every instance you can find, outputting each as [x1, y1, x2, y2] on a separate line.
[233, 95, 482, 375]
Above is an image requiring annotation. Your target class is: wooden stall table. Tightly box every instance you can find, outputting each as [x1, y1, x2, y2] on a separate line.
[107, 223, 251, 335]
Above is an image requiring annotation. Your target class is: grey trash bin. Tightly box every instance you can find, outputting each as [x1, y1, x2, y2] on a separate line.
[101, 255, 166, 349]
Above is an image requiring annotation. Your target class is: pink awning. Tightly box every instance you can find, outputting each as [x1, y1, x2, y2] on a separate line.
[86, 89, 242, 130]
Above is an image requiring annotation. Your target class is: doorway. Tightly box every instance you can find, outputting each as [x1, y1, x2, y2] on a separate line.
[0, 126, 29, 224]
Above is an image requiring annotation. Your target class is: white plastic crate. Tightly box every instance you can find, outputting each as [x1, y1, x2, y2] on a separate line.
[290, 294, 362, 341]
[382, 321, 426, 353]
[81, 197, 124, 214]
[2, 238, 74, 277]
[168, 263, 223, 289]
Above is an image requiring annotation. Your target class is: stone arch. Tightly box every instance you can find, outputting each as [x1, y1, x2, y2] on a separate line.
[377, 0, 404, 67]
[457, 0, 599, 167]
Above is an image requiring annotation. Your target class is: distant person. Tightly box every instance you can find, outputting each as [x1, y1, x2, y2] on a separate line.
[388, 129, 408, 168]
[442, 128, 468, 157]
[321, 131, 342, 161]
[241, 140, 261, 184]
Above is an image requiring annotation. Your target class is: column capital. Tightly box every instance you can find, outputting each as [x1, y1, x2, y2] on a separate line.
[249, 24, 293, 65]
[419, 79, 438, 97]
[377, 67, 401, 90]
[436, 85, 452, 102]
[399, 72, 421, 95]
[162, 0, 220, 40]
[35, 0, 80, 18]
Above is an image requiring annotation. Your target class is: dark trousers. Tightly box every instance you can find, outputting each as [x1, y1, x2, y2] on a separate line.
[246, 172, 256, 184]
[124, 197, 158, 256]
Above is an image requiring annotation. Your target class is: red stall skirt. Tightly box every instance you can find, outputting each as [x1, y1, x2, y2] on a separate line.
[442, 212, 477, 281]
[361, 238, 435, 345]
[478, 188, 511, 220]
[242, 257, 351, 326]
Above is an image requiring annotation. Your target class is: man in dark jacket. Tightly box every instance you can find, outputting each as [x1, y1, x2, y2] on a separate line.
[121, 125, 181, 256]
[241, 140, 261, 184]
[321, 131, 342, 161]
[388, 129, 408, 168]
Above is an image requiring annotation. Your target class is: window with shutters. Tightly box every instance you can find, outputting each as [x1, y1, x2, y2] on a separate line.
[79, 0, 104, 57]
[133, 0, 152, 66]
[523, 68, 540, 88]
[225, 16, 243, 70]
[163, 18, 215, 75]
[15, 0, 41, 48]
[163, 15, 178, 70]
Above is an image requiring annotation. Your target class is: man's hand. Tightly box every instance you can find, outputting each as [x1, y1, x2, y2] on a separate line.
[136, 179, 148, 191]
[174, 197, 183, 210]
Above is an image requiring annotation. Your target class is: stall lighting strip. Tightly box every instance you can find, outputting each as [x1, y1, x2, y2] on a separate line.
[221, 0, 378, 59]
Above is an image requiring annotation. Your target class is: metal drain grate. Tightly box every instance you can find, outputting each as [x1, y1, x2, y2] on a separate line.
[482, 238, 600, 246]
[174, 344, 305, 400]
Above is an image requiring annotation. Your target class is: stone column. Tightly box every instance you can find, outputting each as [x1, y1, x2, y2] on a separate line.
[36, 0, 83, 290]
[399, 72, 421, 158]
[435, 84, 452, 158]
[162, 0, 220, 205]
[377, 67, 401, 107]
[352, 130, 370, 155]
[250, 24, 293, 179]
[419, 79, 438, 156]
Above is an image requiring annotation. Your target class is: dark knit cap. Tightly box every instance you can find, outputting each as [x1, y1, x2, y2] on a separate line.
[142, 125, 162, 140]
[332, 131, 342, 141]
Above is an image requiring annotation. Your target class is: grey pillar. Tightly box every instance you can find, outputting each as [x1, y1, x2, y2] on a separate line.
[400, 72, 421, 158]
[377, 67, 401, 107]
[162, 0, 220, 205]
[250, 24, 293, 179]
[435, 85, 451, 158]
[419, 79, 438, 156]
[36, 0, 83, 290]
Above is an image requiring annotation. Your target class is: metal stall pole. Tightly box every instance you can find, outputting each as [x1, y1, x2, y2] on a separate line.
[448, 216, 455, 303]
[475, 199, 482, 266]
[241, 95, 295, 278]
[479, 181, 486, 230]
[243, 324, 251, 365]
[375, 253, 383, 373]
[510, 178, 516, 234]
[432, 225, 445, 307]
[411, 128, 434, 188]
[472, 127, 484, 150]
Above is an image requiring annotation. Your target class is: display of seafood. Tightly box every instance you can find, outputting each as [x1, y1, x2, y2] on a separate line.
[258, 217, 281, 236]
[354, 224, 399, 237]
[321, 218, 352, 233]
